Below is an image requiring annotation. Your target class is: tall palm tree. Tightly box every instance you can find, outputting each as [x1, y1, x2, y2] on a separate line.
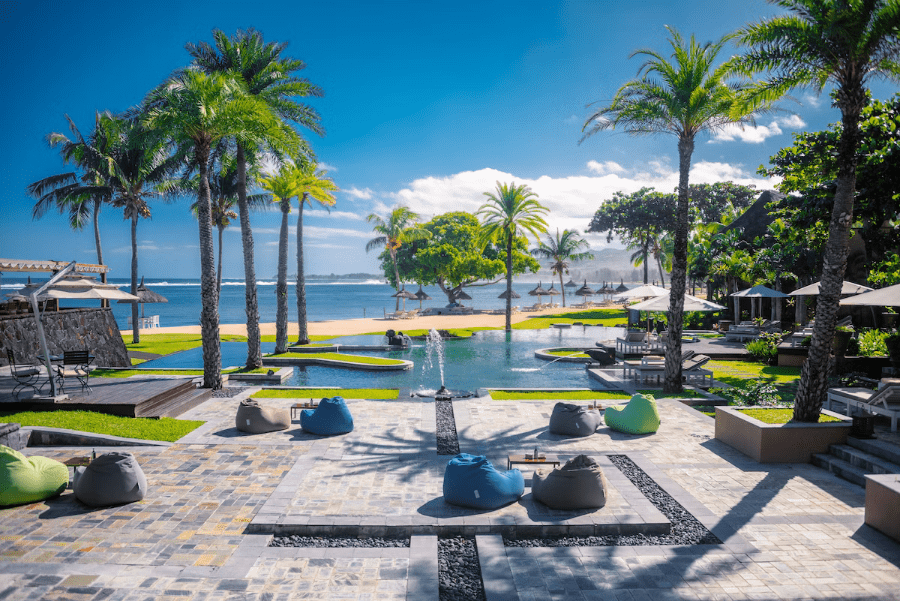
[531, 229, 593, 307]
[365, 207, 432, 310]
[730, 0, 900, 422]
[260, 164, 300, 354]
[477, 182, 549, 331]
[292, 161, 338, 346]
[582, 26, 766, 392]
[143, 70, 302, 388]
[187, 28, 323, 369]
[28, 114, 114, 286]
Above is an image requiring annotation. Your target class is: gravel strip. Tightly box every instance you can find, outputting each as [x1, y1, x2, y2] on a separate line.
[269, 536, 410, 548]
[436, 399, 460, 455]
[505, 454, 721, 547]
[212, 387, 243, 398]
[439, 536, 486, 601]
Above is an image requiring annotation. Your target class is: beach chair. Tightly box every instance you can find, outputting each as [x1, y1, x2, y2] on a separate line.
[628, 353, 712, 386]
[826, 382, 900, 432]
[615, 331, 648, 354]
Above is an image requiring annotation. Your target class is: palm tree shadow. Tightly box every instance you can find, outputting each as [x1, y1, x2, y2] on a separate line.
[416, 496, 502, 518]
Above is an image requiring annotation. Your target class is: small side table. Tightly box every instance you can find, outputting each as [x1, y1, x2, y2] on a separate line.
[291, 402, 318, 420]
[507, 454, 561, 471]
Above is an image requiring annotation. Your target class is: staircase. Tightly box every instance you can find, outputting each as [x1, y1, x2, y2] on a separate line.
[133, 380, 213, 418]
[812, 437, 900, 487]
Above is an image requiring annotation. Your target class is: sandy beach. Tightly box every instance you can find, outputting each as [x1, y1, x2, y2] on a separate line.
[122, 305, 592, 338]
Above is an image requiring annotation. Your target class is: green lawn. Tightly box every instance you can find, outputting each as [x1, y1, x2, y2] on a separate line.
[93, 367, 271, 378]
[513, 308, 625, 329]
[708, 360, 801, 403]
[124, 333, 248, 359]
[489, 389, 704, 400]
[266, 352, 407, 365]
[0, 410, 204, 442]
[738, 408, 842, 424]
[261, 335, 333, 343]
[252, 388, 400, 400]
[358, 328, 482, 338]
[544, 349, 590, 358]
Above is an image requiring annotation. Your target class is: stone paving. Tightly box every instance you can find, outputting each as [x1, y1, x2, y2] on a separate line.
[1, 385, 899, 600]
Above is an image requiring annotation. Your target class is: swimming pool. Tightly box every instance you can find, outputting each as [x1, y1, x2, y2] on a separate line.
[140, 326, 624, 390]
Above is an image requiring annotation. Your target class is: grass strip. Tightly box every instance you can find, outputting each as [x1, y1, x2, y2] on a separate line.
[252, 388, 400, 400]
[544, 349, 590, 357]
[358, 328, 481, 338]
[489, 389, 704, 400]
[266, 352, 406, 365]
[123, 333, 247, 357]
[737, 408, 842, 424]
[0, 410, 204, 442]
[93, 367, 271, 378]
[708, 360, 800, 385]
[261, 334, 332, 342]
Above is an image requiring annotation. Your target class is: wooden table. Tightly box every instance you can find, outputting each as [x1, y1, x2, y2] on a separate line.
[291, 402, 318, 420]
[63, 456, 91, 467]
[507, 454, 561, 471]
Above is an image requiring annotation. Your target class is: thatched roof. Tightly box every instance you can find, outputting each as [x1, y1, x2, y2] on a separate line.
[723, 190, 785, 242]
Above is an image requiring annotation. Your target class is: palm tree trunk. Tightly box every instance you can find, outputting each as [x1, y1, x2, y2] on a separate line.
[196, 142, 222, 389]
[793, 101, 863, 422]
[275, 202, 290, 354]
[235, 144, 262, 369]
[656, 255, 666, 287]
[131, 215, 140, 344]
[663, 136, 694, 393]
[642, 241, 649, 284]
[559, 272, 566, 307]
[93, 198, 108, 307]
[391, 250, 402, 312]
[216, 224, 224, 298]
[295, 198, 310, 345]
[505, 233, 513, 331]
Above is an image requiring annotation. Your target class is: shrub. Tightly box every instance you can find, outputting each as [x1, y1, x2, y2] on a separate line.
[857, 329, 889, 356]
[745, 332, 782, 364]
[713, 378, 784, 407]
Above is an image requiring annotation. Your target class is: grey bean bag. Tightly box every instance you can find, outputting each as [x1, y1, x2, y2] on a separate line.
[548, 402, 602, 437]
[236, 399, 290, 434]
[74, 452, 147, 507]
[532, 454, 609, 510]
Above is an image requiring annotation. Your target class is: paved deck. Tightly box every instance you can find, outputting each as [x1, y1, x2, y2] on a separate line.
[2, 387, 900, 600]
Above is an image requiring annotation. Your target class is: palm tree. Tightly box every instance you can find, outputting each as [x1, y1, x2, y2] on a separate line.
[531, 229, 592, 307]
[143, 69, 302, 389]
[186, 28, 323, 369]
[730, 0, 900, 422]
[260, 163, 300, 354]
[477, 181, 549, 331]
[292, 161, 338, 346]
[581, 26, 766, 393]
[365, 207, 432, 310]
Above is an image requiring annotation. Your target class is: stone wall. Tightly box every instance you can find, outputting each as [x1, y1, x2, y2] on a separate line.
[0, 423, 28, 451]
[0, 308, 130, 367]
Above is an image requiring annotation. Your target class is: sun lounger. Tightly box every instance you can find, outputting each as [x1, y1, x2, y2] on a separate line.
[627, 353, 712, 386]
[826, 383, 900, 431]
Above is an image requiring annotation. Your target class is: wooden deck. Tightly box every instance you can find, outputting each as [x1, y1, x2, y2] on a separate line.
[0, 375, 212, 418]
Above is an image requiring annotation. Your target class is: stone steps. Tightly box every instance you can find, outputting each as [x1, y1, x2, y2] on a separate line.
[812, 437, 900, 488]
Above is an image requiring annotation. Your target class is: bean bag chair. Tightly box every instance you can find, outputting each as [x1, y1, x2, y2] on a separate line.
[443, 453, 524, 509]
[0, 445, 68, 507]
[300, 396, 354, 436]
[74, 451, 147, 507]
[532, 454, 609, 510]
[548, 402, 603, 437]
[236, 399, 290, 434]
[604, 393, 660, 434]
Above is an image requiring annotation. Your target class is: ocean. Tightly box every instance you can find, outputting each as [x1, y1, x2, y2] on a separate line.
[0, 277, 622, 329]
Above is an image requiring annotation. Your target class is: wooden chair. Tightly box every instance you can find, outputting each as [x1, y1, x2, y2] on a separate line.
[56, 350, 94, 395]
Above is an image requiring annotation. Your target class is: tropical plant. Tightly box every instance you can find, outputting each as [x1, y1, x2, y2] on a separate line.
[478, 181, 549, 330]
[583, 26, 766, 392]
[870, 252, 900, 287]
[530, 229, 593, 307]
[187, 28, 322, 369]
[365, 206, 432, 310]
[730, 0, 900, 422]
[746, 332, 783, 364]
[291, 160, 338, 345]
[143, 69, 302, 388]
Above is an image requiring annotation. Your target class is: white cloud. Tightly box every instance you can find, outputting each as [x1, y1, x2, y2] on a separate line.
[306, 242, 352, 249]
[802, 93, 822, 108]
[586, 160, 625, 175]
[318, 162, 337, 172]
[380, 161, 777, 239]
[776, 114, 806, 129]
[564, 115, 581, 125]
[710, 121, 783, 144]
[345, 186, 374, 200]
[302, 225, 372, 240]
[304, 209, 364, 220]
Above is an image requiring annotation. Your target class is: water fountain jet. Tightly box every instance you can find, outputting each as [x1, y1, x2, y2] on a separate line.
[415, 329, 474, 399]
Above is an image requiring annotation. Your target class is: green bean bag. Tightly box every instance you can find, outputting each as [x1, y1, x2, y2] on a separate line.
[604, 394, 661, 434]
[0, 445, 68, 507]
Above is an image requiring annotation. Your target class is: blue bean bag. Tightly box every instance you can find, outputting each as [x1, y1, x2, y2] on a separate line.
[300, 396, 354, 435]
[443, 453, 524, 509]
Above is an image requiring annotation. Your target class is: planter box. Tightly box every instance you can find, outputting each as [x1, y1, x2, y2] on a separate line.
[865, 474, 900, 542]
[715, 406, 851, 463]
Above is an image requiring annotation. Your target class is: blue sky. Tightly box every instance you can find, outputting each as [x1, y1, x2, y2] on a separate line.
[1, 0, 896, 280]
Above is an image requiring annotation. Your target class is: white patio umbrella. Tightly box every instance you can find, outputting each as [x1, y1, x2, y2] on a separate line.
[629, 293, 727, 312]
[839, 283, 900, 307]
[790, 281, 873, 296]
[613, 284, 667, 299]
[731, 284, 789, 322]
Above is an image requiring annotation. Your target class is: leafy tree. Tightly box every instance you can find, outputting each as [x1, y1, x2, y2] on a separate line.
[869, 252, 900, 287]
[531, 229, 593, 307]
[731, 0, 900, 422]
[187, 28, 322, 369]
[292, 161, 338, 345]
[143, 70, 302, 388]
[478, 182, 549, 330]
[688, 182, 758, 224]
[582, 26, 766, 392]
[588, 188, 675, 284]
[365, 206, 431, 310]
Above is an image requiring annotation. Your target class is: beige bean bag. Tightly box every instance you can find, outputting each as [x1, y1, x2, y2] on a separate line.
[235, 399, 290, 434]
[532, 454, 609, 510]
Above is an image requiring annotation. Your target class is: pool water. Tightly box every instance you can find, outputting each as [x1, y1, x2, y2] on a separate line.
[141, 327, 624, 390]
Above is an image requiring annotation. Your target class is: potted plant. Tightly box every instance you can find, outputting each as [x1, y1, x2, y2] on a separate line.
[886, 333, 900, 370]
[833, 325, 854, 358]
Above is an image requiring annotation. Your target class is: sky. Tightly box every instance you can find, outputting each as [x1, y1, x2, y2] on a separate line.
[1, 0, 896, 280]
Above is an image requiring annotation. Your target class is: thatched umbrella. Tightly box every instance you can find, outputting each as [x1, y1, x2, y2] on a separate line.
[529, 282, 549, 305]
[546, 283, 560, 306]
[117, 276, 168, 318]
[497, 289, 521, 299]
[616, 280, 629, 293]
[413, 285, 431, 311]
[564, 279, 578, 288]
[575, 280, 594, 304]
[451, 289, 473, 305]
[391, 287, 416, 310]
